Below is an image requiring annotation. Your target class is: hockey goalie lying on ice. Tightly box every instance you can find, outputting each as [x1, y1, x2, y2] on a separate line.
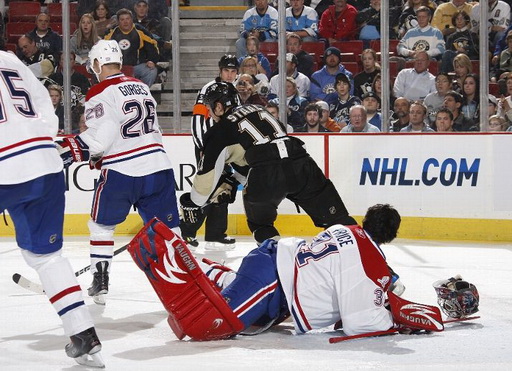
[127, 204, 479, 341]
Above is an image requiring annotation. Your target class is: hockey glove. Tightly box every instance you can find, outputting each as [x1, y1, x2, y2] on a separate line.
[55, 137, 90, 169]
[209, 174, 239, 204]
[180, 192, 204, 225]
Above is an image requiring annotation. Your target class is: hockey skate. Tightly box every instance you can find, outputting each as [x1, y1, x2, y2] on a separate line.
[205, 236, 236, 251]
[65, 327, 105, 368]
[184, 236, 199, 250]
[88, 261, 109, 305]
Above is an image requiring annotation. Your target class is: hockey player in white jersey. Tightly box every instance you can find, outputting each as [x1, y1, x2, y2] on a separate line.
[0, 51, 104, 367]
[56, 40, 181, 305]
[125, 204, 453, 341]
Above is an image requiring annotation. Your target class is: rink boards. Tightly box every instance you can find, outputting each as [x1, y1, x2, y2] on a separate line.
[1, 133, 511, 241]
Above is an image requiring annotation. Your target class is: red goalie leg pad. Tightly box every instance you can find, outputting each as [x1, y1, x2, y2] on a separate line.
[388, 291, 444, 332]
[127, 218, 244, 341]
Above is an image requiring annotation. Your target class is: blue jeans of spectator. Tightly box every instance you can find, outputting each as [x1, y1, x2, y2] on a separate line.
[134, 63, 158, 87]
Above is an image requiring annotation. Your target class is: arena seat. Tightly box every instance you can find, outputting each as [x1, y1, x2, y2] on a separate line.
[259, 42, 278, 59]
[343, 62, 360, 75]
[331, 40, 363, 62]
[8, 1, 41, 22]
[47, 2, 80, 24]
[6, 22, 35, 44]
[302, 41, 325, 66]
[51, 23, 78, 36]
[369, 39, 400, 55]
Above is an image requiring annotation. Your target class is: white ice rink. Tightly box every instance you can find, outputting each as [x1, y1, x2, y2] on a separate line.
[1, 236, 511, 371]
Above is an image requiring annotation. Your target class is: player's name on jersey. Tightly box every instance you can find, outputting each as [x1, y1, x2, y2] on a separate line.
[118, 84, 150, 97]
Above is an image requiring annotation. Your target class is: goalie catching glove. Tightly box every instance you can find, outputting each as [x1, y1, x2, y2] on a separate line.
[55, 137, 90, 169]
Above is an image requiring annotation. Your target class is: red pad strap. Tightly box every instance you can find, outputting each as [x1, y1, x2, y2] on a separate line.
[388, 292, 444, 332]
[128, 218, 244, 341]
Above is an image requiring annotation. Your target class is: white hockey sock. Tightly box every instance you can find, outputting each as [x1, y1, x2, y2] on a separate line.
[21, 249, 94, 336]
[199, 259, 237, 289]
[88, 220, 115, 273]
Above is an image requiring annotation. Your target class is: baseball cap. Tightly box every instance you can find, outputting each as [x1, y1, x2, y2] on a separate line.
[489, 94, 497, 106]
[315, 100, 329, 111]
[362, 91, 381, 104]
[324, 47, 341, 60]
[335, 72, 350, 86]
[286, 53, 298, 65]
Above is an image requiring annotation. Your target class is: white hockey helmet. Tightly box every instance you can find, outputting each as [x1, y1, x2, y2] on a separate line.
[87, 40, 123, 78]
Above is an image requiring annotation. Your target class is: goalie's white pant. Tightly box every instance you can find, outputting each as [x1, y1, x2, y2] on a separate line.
[21, 249, 94, 336]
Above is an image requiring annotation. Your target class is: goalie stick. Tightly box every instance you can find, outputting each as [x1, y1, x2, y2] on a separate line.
[12, 244, 128, 295]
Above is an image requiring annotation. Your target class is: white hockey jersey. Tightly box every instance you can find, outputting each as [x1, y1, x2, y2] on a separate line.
[276, 224, 394, 336]
[0, 51, 62, 185]
[471, 1, 511, 32]
[80, 74, 172, 177]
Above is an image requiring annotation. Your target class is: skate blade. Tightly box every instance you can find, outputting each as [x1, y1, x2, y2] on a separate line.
[74, 351, 105, 368]
[204, 242, 236, 251]
[93, 294, 106, 305]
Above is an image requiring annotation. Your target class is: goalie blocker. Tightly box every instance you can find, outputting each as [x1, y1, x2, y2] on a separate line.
[127, 218, 244, 340]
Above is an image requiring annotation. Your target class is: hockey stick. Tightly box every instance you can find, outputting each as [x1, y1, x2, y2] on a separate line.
[12, 244, 128, 295]
[328, 316, 480, 344]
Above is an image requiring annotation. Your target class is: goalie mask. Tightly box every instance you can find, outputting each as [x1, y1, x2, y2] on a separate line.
[203, 82, 241, 113]
[87, 40, 123, 80]
[433, 275, 479, 319]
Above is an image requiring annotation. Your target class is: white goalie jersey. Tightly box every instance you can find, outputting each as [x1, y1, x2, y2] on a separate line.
[80, 74, 172, 177]
[0, 51, 62, 185]
[276, 224, 394, 336]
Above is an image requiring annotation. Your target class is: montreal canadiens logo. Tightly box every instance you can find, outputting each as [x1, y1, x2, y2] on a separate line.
[118, 39, 131, 50]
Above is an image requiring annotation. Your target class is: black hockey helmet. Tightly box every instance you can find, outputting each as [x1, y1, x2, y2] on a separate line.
[203, 81, 240, 112]
[218, 54, 240, 70]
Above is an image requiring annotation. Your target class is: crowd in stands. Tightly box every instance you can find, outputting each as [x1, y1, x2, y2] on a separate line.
[3, 0, 512, 133]
[1, 0, 172, 132]
[237, 0, 512, 132]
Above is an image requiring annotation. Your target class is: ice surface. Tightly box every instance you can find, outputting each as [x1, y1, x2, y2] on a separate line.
[1, 236, 511, 370]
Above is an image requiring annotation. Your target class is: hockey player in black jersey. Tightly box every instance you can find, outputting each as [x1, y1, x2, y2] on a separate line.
[180, 81, 357, 243]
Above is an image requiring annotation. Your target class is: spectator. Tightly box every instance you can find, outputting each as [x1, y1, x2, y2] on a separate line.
[371, 72, 387, 105]
[268, 53, 310, 99]
[451, 53, 473, 93]
[471, 0, 510, 51]
[355, 0, 400, 41]
[310, 47, 354, 101]
[46, 52, 91, 110]
[285, 0, 318, 42]
[296, 103, 330, 132]
[16, 35, 56, 79]
[238, 36, 272, 78]
[488, 94, 499, 117]
[325, 72, 361, 128]
[393, 51, 436, 101]
[498, 33, 512, 79]
[76, 105, 87, 133]
[28, 13, 63, 61]
[286, 33, 315, 77]
[491, 26, 512, 79]
[93, 1, 117, 37]
[390, 97, 411, 132]
[431, 0, 474, 38]
[434, 107, 456, 132]
[488, 114, 508, 131]
[440, 10, 479, 74]
[443, 90, 476, 131]
[104, 9, 160, 87]
[318, 0, 358, 44]
[133, 0, 172, 61]
[48, 84, 65, 133]
[236, 0, 278, 58]
[424, 72, 452, 124]
[341, 105, 380, 132]
[361, 91, 382, 130]
[499, 74, 512, 122]
[400, 101, 435, 132]
[236, 73, 268, 106]
[70, 13, 101, 65]
[353, 48, 380, 98]
[397, 6, 445, 60]
[398, 0, 438, 39]
[264, 101, 295, 132]
[461, 73, 480, 126]
[269, 77, 309, 130]
[240, 56, 270, 97]
[316, 100, 342, 132]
